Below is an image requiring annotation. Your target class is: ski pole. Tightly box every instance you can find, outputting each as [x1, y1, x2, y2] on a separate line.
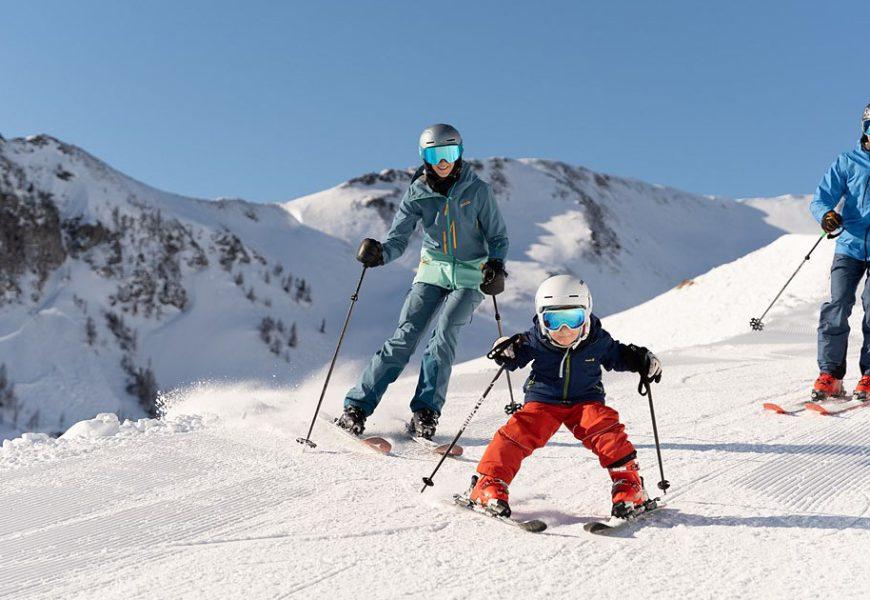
[638, 377, 669, 494]
[421, 365, 506, 493]
[750, 230, 840, 331]
[296, 266, 367, 450]
[492, 296, 520, 415]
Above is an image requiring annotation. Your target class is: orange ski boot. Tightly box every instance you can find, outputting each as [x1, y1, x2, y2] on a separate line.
[812, 372, 844, 401]
[469, 474, 511, 517]
[853, 374, 870, 402]
[609, 460, 649, 518]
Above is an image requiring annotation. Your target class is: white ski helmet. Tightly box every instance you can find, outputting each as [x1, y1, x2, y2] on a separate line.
[535, 275, 593, 343]
[862, 102, 870, 138]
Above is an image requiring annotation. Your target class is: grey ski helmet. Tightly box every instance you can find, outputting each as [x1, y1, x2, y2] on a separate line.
[419, 124, 462, 152]
[862, 103, 870, 137]
[534, 275, 593, 346]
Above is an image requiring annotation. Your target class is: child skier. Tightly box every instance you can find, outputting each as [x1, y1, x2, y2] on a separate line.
[468, 274, 662, 519]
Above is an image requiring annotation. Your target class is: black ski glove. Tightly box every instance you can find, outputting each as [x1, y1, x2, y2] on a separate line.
[480, 259, 507, 295]
[821, 211, 842, 234]
[487, 334, 525, 366]
[356, 238, 384, 267]
[620, 344, 662, 383]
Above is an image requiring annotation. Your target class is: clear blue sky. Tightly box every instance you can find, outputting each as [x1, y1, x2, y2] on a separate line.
[2, 1, 867, 202]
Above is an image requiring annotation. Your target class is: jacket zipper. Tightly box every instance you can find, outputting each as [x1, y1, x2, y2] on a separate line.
[562, 353, 571, 400]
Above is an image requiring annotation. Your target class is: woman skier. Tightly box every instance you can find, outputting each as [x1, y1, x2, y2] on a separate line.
[338, 124, 509, 439]
[468, 274, 662, 519]
[810, 102, 870, 402]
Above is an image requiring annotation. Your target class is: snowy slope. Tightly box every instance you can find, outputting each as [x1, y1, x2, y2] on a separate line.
[1, 233, 868, 599]
[0, 135, 812, 443]
[603, 233, 837, 352]
[284, 158, 795, 332]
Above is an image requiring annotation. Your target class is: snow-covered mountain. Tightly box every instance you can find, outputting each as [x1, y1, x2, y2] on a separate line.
[285, 159, 811, 330]
[0, 135, 360, 439]
[0, 134, 812, 441]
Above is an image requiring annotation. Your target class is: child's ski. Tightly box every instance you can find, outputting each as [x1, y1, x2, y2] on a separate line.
[451, 493, 547, 533]
[584, 499, 664, 535]
[319, 411, 392, 455]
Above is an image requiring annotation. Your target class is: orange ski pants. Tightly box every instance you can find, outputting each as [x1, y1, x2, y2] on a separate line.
[476, 401, 635, 484]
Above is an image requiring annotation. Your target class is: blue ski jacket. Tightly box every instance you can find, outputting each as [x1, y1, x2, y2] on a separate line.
[810, 141, 870, 261]
[499, 315, 640, 405]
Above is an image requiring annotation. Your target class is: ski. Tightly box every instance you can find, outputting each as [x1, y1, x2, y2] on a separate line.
[762, 401, 808, 416]
[805, 398, 870, 416]
[763, 393, 848, 416]
[584, 498, 665, 535]
[451, 493, 547, 533]
[319, 411, 392, 455]
[404, 423, 463, 457]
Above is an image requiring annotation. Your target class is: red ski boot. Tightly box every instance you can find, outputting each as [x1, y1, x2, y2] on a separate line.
[853, 375, 870, 402]
[609, 460, 649, 518]
[812, 373, 844, 401]
[469, 475, 511, 517]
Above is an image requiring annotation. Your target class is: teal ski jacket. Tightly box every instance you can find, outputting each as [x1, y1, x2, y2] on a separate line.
[381, 165, 509, 290]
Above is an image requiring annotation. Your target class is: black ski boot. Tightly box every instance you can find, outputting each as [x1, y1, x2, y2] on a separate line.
[336, 405, 366, 436]
[409, 408, 439, 440]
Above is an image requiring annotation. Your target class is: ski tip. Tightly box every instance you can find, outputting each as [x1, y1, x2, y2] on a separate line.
[436, 444, 463, 457]
[583, 522, 611, 534]
[762, 402, 788, 414]
[363, 437, 392, 454]
[805, 403, 831, 416]
[520, 519, 548, 533]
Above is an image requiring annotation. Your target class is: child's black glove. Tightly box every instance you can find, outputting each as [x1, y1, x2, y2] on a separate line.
[487, 334, 525, 365]
[622, 344, 662, 383]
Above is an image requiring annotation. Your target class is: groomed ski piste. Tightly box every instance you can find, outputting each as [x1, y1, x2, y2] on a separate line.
[2, 234, 870, 599]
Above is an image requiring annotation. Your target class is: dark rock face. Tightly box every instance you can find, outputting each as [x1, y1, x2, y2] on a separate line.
[0, 188, 67, 303]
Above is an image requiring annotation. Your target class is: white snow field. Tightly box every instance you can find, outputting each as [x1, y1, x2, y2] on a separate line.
[2, 233, 869, 600]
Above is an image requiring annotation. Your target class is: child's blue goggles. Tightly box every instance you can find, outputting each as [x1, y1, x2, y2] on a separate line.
[541, 307, 587, 331]
[864, 121, 870, 135]
[420, 144, 463, 165]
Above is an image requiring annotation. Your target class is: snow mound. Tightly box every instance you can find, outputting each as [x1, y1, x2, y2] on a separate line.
[61, 413, 122, 439]
[0, 413, 212, 469]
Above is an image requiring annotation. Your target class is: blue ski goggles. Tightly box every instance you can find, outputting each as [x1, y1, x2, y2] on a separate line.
[864, 121, 870, 135]
[541, 307, 587, 331]
[420, 144, 463, 165]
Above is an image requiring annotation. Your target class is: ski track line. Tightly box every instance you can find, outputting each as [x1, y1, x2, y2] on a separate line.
[734, 417, 870, 514]
[275, 563, 357, 599]
[0, 446, 210, 540]
[0, 474, 315, 598]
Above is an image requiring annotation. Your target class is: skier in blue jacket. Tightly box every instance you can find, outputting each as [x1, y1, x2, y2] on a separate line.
[809, 102, 870, 401]
[338, 124, 509, 439]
